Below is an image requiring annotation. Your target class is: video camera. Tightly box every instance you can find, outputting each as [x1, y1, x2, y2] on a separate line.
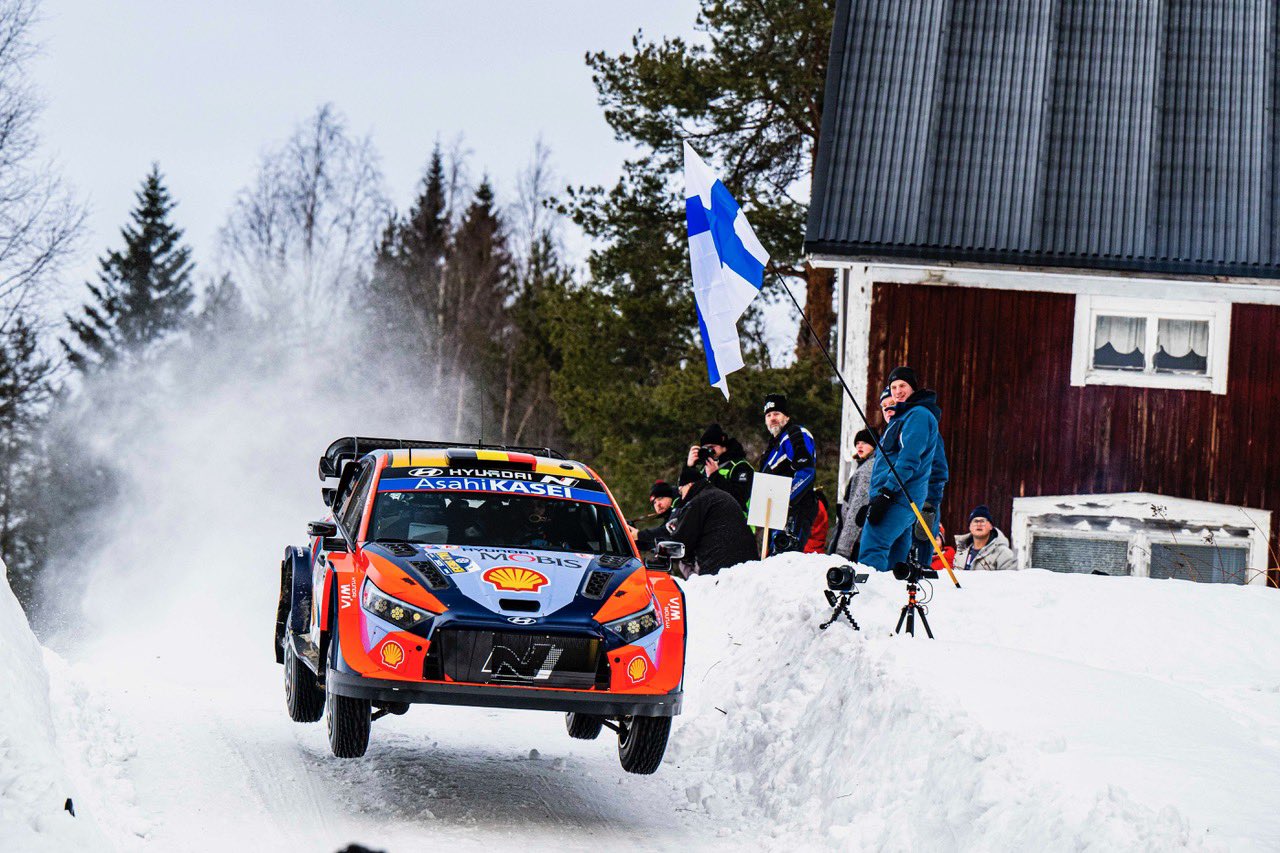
[891, 560, 938, 583]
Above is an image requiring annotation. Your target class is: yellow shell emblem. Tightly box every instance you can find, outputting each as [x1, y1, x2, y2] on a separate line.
[627, 656, 648, 682]
[380, 641, 405, 669]
[483, 566, 549, 592]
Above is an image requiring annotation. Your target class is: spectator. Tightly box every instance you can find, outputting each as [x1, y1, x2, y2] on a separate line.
[804, 488, 830, 553]
[686, 423, 755, 513]
[858, 366, 941, 572]
[665, 467, 759, 575]
[831, 428, 876, 559]
[879, 388, 895, 424]
[930, 523, 957, 571]
[878, 368, 948, 565]
[954, 505, 1017, 571]
[629, 480, 680, 552]
[760, 393, 818, 554]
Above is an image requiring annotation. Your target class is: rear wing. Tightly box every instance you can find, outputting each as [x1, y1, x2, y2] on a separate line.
[318, 436, 567, 481]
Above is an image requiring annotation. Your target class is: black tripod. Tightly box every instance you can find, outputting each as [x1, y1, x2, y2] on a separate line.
[820, 590, 861, 631]
[894, 581, 934, 638]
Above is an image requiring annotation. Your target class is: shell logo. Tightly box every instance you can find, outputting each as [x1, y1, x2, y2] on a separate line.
[483, 566, 549, 593]
[627, 656, 648, 683]
[380, 640, 405, 669]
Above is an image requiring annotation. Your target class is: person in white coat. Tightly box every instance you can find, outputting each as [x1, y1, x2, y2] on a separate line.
[953, 505, 1017, 571]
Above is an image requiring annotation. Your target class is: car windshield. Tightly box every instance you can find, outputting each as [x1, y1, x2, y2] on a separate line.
[367, 490, 631, 556]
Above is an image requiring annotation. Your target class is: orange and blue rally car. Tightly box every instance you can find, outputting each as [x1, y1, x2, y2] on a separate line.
[274, 437, 686, 773]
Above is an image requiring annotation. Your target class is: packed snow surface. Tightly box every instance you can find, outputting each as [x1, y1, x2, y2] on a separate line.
[9, 543, 1280, 850]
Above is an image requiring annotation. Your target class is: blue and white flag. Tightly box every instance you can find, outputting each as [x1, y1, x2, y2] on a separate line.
[684, 141, 770, 398]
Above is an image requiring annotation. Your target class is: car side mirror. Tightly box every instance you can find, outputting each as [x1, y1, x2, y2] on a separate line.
[321, 488, 336, 508]
[645, 540, 685, 573]
[307, 520, 337, 538]
[656, 541, 686, 560]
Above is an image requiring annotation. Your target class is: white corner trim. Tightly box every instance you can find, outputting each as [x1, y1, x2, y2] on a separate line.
[837, 265, 873, 492]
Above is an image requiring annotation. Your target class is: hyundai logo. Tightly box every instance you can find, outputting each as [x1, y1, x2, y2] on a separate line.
[507, 616, 538, 625]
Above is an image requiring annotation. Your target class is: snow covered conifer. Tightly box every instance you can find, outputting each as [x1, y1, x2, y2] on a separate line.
[62, 165, 195, 371]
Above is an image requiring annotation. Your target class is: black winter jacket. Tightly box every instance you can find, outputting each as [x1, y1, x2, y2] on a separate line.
[666, 481, 759, 574]
[705, 437, 754, 513]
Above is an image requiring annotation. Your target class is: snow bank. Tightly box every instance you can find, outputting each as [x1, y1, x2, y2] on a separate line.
[668, 554, 1280, 850]
[0, 558, 110, 850]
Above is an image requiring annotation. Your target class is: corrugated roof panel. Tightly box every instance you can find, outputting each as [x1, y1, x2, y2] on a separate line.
[807, 0, 1280, 278]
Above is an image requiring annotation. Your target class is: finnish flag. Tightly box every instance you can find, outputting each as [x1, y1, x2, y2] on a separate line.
[684, 141, 770, 398]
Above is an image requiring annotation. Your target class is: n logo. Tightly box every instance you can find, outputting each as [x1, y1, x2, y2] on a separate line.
[481, 643, 562, 681]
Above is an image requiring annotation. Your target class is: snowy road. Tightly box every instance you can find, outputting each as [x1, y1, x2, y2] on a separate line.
[62, 627, 732, 852]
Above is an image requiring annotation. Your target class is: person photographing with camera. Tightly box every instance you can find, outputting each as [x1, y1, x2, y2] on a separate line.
[685, 423, 754, 514]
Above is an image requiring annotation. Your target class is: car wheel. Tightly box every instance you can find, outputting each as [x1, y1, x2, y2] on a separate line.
[325, 669, 371, 758]
[283, 634, 324, 723]
[564, 712, 604, 740]
[617, 715, 671, 774]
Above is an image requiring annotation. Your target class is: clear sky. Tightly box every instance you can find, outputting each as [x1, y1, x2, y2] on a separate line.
[33, 0, 700, 300]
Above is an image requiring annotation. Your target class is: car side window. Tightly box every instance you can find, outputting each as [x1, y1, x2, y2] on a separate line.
[339, 463, 374, 539]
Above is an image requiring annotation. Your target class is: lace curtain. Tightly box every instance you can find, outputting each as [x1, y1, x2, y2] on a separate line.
[1093, 315, 1145, 369]
[1155, 319, 1209, 374]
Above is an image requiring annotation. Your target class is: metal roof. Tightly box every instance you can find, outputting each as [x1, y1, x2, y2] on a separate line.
[806, 0, 1280, 278]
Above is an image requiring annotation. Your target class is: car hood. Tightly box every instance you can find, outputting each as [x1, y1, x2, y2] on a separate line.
[368, 542, 641, 622]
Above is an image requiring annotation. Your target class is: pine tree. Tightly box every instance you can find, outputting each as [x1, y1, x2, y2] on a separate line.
[63, 165, 195, 371]
[0, 316, 55, 606]
[365, 147, 450, 362]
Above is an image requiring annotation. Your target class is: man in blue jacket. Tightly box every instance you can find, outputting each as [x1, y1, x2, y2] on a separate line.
[760, 393, 817, 553]
[859, 366, 941, 572]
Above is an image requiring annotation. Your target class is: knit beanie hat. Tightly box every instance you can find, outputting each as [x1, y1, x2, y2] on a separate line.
[878, 387, 892, 402]
[699, 423, 729, 446]
[677, 466, 702, 487]
[649, 480, 679, 500]
[969, 505, 993, 524]
[853, 428, 875, 447]
[887, 365, 920, 393]
[762, 393, 789, 416]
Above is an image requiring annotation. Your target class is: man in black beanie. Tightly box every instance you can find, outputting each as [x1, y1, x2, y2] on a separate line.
[664, 465, 759, 575]
[629, 480, 680, 552]
[760, 393, 818, 554]
[860, 366, 941, 571]
[685, 422, 755, 513]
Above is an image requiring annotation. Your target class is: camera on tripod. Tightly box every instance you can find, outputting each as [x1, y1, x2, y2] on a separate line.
[826, 564, 869, 591]
[891, 560, 938, 583]
[820, 564, 868, 631]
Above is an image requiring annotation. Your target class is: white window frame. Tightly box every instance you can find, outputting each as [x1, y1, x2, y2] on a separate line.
[1070, 295, 1231, 394]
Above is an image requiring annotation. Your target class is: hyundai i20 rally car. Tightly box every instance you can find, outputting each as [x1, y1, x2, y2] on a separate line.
[274, 437, 686, 773]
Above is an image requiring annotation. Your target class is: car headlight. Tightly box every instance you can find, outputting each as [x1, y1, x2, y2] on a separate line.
[361, 580, 434, 631]
[603, 603, 662, 644]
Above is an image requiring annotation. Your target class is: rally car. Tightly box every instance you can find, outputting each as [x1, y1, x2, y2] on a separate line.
[274, 437, 686, 773]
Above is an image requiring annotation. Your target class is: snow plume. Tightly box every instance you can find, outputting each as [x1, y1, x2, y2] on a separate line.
[35, 313, 461, 663]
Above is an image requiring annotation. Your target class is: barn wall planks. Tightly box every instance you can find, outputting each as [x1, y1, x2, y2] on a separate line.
[868, 283, 1280, 579]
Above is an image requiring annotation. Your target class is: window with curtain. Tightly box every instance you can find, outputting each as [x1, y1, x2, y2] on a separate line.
[1092, 315, 1145, 370]
[1154, 319, 1209, 374]
[1072, 295, 1230, 394]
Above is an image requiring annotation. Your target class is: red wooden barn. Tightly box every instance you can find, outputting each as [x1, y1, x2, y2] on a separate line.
[806, 0, 1278, 585]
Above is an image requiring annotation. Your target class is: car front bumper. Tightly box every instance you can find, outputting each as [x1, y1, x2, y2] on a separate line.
[327, 668, 682, 717]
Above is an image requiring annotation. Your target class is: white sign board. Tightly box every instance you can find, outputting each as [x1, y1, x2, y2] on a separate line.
[747, 473, 792, 531]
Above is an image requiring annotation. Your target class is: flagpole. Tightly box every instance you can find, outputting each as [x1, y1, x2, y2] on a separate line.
[772, 271, 961, 589]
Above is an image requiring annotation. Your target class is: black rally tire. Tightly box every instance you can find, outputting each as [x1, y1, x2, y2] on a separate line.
[283, 636, 324, 723]
[565, 712, 605, 740]
[618, 715, 672, 775]
[325, 671, 371, 758]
